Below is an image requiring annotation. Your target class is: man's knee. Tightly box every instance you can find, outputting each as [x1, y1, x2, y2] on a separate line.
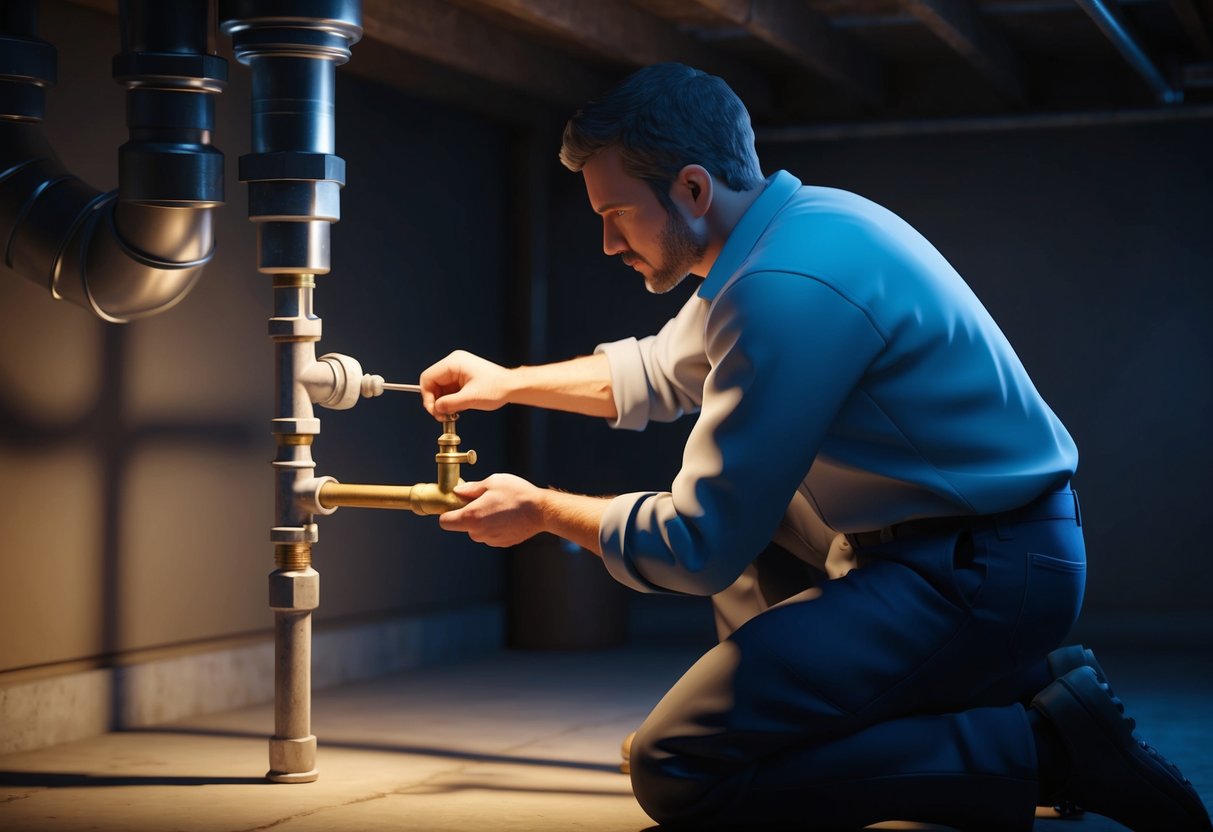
[629, 723, 744, 827]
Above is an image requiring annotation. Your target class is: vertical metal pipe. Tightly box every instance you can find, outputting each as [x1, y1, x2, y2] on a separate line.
[219, 0, 361, 784]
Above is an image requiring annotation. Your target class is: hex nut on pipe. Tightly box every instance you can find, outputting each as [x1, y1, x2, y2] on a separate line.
[269, 569, 319, 611]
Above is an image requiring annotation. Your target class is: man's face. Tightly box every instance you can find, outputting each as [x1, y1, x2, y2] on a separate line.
[582, 146, 707, 294]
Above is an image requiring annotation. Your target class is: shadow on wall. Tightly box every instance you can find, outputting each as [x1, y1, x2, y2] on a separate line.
[0, 322, 257, 724]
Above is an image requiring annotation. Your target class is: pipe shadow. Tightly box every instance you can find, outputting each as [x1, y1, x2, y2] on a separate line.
[127, 726, 623, 774]
[0, 771, 267, 787]
[0, 325, 258, 733]
[396, 779, 635, 798]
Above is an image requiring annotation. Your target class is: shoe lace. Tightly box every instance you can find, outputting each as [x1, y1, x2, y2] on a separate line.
[1099, 680, 1194, 786]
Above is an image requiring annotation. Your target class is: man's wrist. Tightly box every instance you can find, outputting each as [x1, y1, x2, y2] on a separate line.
[535, 488, 606, 557]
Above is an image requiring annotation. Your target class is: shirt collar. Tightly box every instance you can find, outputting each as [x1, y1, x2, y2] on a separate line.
[698, 170, 802, 301]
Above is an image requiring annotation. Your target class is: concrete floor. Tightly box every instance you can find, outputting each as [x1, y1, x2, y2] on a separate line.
[1, 641, 1210, 832]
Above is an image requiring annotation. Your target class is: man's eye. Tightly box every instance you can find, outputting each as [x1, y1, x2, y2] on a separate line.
[615, 210, 627, 218]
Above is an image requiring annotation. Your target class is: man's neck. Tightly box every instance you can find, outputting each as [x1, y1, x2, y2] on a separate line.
[695, 180, 767, 276]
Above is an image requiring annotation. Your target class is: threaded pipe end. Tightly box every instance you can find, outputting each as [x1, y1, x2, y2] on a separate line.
[272, 274, 316, 289]
[275, 542, 312, 570]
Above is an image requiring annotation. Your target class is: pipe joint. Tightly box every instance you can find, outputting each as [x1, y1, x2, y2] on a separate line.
[112, 52, 227, 93]
[302, 352, 383, 410]
[239, 150, 345, 183]
[249, 180, 340, 223]
[271, 417, 321, 435]
[269, 565, 319, 610]
[270, 524, 319, 545]
[0, 34, 55, 121]
[296, 476, 338, 517]
[220, 0, 363, 66]
[268, 314, 322, 340]
[258, 220, 331, 274]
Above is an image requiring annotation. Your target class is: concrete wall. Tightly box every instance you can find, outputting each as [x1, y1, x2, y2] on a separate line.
[0, 2, 510, 678]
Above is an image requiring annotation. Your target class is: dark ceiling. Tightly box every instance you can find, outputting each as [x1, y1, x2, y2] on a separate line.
[71, 0, 1213, 135]
[352, 0, 1213, 135]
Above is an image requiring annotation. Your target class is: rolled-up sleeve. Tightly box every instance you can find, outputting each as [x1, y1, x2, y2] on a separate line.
[598, 271, 886, 595]
[595, 294, 712, 431]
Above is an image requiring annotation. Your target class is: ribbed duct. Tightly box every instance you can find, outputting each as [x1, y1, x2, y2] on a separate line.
[0, 0, 225, 322]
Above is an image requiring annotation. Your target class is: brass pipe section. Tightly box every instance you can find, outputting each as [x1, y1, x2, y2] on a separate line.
[318, 481, 463, 515]
[318, 414, 476, 516]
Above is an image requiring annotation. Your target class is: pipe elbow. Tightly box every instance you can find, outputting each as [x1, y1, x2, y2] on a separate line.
[1, 1, 225, 323]
[48, 194, 217, 322]
[408, 481, 469, 516]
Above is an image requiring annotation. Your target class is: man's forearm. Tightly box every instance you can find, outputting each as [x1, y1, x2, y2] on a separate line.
[537, 488, 610, 557]
[508, 354, 618, 420]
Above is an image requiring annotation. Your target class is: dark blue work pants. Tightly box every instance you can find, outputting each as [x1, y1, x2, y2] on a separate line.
[630, 488, 1086, 831]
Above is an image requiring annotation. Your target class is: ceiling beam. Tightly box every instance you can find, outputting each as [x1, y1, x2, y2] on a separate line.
[62, 0, 610, 111]
[361, 0, 609, 109]
[896, 0, 1026, 103]
[687, 0, 885, 109]
[457, 0, 774, 115]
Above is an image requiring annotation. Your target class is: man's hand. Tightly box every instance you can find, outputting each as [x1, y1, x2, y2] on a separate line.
[440, 474, 545, 547]
[419, 350, 618, 421]
[419, 350, 514, 417]
[438, 473, 609, 555]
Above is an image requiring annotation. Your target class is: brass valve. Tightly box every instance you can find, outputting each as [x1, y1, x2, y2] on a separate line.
[435, 414, 476, 493]
[316, 412, 477, 516]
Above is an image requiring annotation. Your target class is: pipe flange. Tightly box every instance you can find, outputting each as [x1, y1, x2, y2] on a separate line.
[112, 52, 227, 92]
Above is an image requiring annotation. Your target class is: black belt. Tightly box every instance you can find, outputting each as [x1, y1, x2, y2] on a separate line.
[845, 486, 1080, 550]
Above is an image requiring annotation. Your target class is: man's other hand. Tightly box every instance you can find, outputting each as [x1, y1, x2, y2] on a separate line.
[439, 474, 545, 547]
[419, 350, 513, 418]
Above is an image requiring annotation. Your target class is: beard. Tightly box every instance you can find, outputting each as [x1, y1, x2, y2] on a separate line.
[624, 207, 708, 295]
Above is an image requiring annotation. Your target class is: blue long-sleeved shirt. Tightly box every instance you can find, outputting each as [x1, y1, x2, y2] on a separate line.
[595, 171, 1077, 595]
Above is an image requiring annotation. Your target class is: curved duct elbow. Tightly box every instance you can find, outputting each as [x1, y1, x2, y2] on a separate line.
[0, 0, 225, 323]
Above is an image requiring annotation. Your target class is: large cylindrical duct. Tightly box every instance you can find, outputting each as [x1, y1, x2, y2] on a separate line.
[219, 0, 361, 784]
[0, 0, 224, 322]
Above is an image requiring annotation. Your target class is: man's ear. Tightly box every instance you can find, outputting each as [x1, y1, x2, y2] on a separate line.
[673, 164, 712, 219]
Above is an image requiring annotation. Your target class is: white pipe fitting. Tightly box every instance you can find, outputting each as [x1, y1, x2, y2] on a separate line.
[301, 352, 387, 410]
[296, 476, 339, 517]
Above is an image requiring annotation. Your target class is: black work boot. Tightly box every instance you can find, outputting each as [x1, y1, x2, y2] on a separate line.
[1031, 665, 1213, 831]
[1046, 644, 1108, 687]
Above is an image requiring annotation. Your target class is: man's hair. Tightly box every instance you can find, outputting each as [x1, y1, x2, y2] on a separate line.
[559, 63, 763, 205]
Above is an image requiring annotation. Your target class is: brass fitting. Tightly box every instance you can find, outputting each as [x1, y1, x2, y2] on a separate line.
[274, 542, 312, 570]
[315, 416, 476, 516]
[435, 414, 477, 493]
[317, 481, 465, 515]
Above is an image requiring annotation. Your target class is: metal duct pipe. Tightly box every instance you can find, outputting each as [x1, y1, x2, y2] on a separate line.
[219, 0, 362, 785]
[0, 0, 225, 322]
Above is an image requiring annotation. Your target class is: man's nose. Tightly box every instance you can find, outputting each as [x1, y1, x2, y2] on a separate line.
[602, 218, 627, 256]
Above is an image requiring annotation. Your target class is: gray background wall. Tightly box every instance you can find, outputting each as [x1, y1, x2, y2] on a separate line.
[3, 0, 1211, 683]
[544, 120, 1213, 618]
